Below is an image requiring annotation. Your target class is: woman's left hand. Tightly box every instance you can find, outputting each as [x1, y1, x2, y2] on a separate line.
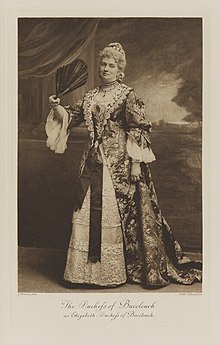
[131, 162, 142, 183]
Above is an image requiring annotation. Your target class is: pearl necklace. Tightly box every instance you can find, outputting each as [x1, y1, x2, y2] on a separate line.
[100, 80, 118, 97]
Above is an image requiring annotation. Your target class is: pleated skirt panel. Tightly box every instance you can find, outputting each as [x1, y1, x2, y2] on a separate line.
[63, 163, 127, 286]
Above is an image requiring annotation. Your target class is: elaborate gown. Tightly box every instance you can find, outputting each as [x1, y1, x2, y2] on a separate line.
[46, 82, 202, 288]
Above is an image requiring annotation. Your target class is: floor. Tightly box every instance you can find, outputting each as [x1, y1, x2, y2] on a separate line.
[18, 247, 202, 294]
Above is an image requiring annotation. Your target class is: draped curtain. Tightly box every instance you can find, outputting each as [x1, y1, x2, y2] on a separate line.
[18, 18, 99, 131]
[19, 18, 99, 78]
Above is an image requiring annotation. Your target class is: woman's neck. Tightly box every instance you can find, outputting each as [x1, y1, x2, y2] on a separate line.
[100, 80, 118, 88]
[99, 80, 119, 98]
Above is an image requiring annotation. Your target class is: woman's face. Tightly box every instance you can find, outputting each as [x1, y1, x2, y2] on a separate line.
[99, 57, 119, 83]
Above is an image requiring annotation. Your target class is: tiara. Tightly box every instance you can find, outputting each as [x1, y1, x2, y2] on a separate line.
[107, 42, 125, 56]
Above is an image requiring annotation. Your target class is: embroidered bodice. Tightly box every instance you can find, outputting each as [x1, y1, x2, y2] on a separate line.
[46, 82, 155, 167]
[91, 101, 108, 140]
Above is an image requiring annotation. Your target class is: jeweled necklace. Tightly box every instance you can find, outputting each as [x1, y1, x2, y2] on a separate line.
[100, 80, 118, 97]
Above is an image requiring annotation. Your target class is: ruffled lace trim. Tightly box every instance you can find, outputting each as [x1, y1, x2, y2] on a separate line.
[45, 106, 71, 154]
[82, 87, 99, 145]
[82, 83, 132, 145]
[127, 135, 156, 163]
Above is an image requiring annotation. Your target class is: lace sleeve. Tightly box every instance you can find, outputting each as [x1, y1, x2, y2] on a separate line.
[45, 106, 72, 154]
[127, 135, 156, 163]
[45, 98, 84, 154]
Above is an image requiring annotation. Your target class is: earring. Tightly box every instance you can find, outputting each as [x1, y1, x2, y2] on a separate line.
[116, 72, 124, 83]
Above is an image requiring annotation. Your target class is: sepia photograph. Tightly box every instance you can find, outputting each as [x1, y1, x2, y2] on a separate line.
[3, 0, 220, 342]
[18, 17, 203, 293]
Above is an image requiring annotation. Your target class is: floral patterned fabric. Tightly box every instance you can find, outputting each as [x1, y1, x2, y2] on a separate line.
[59, 82, 202, 288]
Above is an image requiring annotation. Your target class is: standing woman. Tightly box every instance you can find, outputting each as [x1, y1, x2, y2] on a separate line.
[46, 42, 202, 289]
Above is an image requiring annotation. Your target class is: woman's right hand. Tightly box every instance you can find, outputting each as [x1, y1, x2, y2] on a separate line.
[49, 95, 60, 109]
[130, 162, 142, 183]
[48, 95, 67, 122]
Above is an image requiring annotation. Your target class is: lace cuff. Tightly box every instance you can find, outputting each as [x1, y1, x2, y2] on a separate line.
[45, 106, 71, 154]
[127, 135, 156, 163]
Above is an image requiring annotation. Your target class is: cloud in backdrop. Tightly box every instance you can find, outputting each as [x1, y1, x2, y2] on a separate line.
[94, 18, 202, 123]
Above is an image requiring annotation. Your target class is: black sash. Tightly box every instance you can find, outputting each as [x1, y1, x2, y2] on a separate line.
[74, 149, 103, 263]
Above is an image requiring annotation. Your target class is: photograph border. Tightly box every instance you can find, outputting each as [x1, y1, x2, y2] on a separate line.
[1, 1, 220, 344]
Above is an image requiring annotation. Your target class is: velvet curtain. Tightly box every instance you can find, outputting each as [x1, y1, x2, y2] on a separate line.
[18, 18, 99, 128]
[18, 18, 99, 78]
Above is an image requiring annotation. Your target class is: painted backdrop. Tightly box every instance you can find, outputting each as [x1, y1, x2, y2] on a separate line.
[18, 18, 202, 252]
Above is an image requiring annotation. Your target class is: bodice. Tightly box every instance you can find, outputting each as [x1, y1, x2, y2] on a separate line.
[91, 101, 108, 140]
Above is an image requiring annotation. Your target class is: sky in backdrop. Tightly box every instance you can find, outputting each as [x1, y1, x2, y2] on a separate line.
[94, 18, 202, 123]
